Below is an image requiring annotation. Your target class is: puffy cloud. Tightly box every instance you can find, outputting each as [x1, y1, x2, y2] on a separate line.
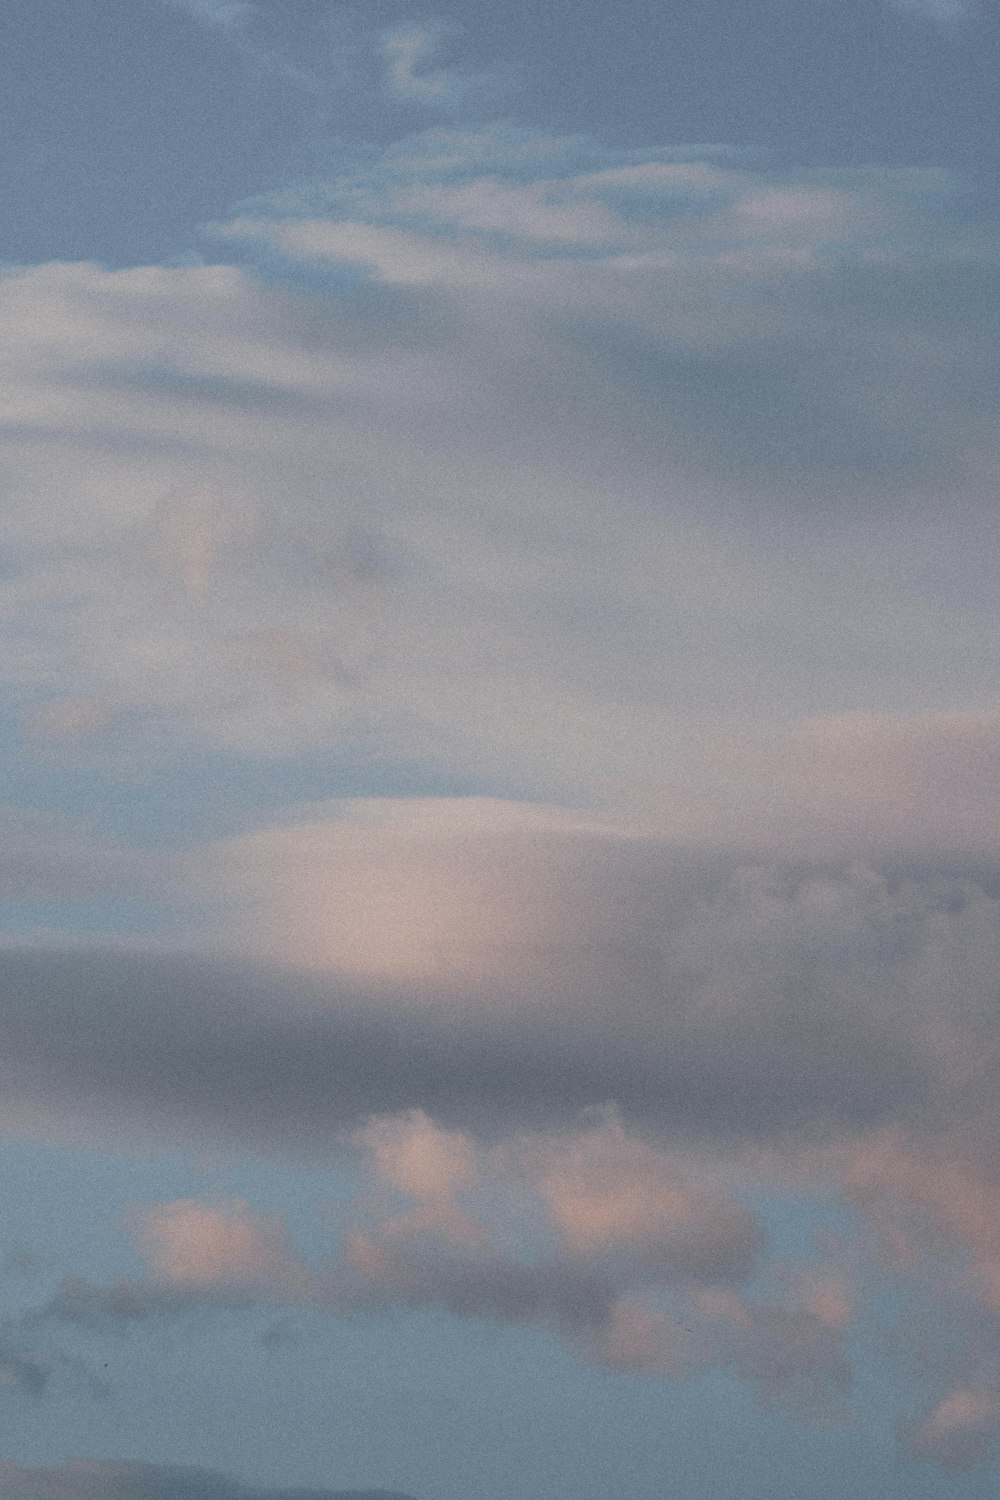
[692, 1287, 853, 1407]
[527, 1113, 762, 1280]
[350, 1111, 483, 1248]
[22, 1111, 853, 1406]
[342, 1226, 616, 1338]
[344, 1110, 849, 1400]
[355, 1111, 477, 1203]
[130, 1199, 311, 1296]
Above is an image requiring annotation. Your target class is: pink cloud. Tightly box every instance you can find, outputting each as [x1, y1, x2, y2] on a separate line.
[354, 1109, 478, 1203]
[839, 1129, 1000, 1312]
[530, 1112, 761, 1280]
[904, 1384, 1000, 1468]
[130, 1198, 310, 1297]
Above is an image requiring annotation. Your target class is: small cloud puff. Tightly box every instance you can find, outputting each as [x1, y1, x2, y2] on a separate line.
[130, 1198, 311, 1296]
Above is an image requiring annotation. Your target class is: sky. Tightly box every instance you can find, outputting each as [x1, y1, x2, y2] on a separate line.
[0, 0, 999, 1496]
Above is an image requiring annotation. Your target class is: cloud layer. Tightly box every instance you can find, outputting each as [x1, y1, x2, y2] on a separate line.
[0, 1460, 416, 1500]
[3, 126, 998, 796]
[2, 78, 1000, 1475]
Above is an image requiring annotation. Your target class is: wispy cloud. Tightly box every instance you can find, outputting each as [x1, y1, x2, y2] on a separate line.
[0, 1460, 417, 1500]
[4, 134, 996, 784]
[380, 25, 508, 110]
[165, 0, 252, 28]
[888, 0, 972, 22]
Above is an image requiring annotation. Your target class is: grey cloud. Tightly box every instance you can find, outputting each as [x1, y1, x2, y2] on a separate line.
[33, 1276, 251, 1332]
[25, 1222, 850, 1407]
[345, 1239, 616, 1336]
[0, 1318, 99, 1402]
[0, 1460, 416, 1500]
[0, 917, 932, 1155]
[706, 1299, 852, 1408]
[380, 25, 500, 112]
[6, 844, 1000, 1151]
[901, 1385, 1000, 1469]
[0, 1338, 50, 1399]
[20, 1180, 841, 1404]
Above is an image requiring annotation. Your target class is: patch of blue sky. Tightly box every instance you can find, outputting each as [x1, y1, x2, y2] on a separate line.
[2, 0, 997, 272]
[0, 894, 185, 941]
[1, 1310, 961, 1500]
[0, 1135, 367, 1298]
[0, 1, 293, 268]
[0, 722, 516, 849]
[742, 1184, 862, 1264]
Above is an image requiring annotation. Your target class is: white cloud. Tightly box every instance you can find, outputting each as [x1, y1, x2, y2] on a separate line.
[4, 139, 999, 785]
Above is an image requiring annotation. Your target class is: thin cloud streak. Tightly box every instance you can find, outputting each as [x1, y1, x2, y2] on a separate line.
[0, 1460, 417, 1500]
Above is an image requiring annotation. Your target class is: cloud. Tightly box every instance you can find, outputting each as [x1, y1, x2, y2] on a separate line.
[165, 0, 251, 28]
[2, 796, 998, 1434]
[839, 1132, 1000, 1308]
[903, 1384, 1000, 1468]
[341, 1110, 849, 1401]
[3, 110, 1000, 1463]
[527, 1113, 762, 1280]
[20, 1111, 853, 1405]
[0, 1460, 417, 1500]
[380, 26, 502, 111]
[888, 0, 971, 22]
[130, 1199, 312, 1295]
[355, 1110, 477, 1203]
[0, 808, 162, 904]
[0, 1337, 52, 1399]
[4, 138, 999, 782]
[5, 808, 1000, 1153]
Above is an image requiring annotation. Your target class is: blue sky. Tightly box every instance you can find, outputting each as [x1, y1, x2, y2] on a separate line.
[1, 2, 1000, 1497]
